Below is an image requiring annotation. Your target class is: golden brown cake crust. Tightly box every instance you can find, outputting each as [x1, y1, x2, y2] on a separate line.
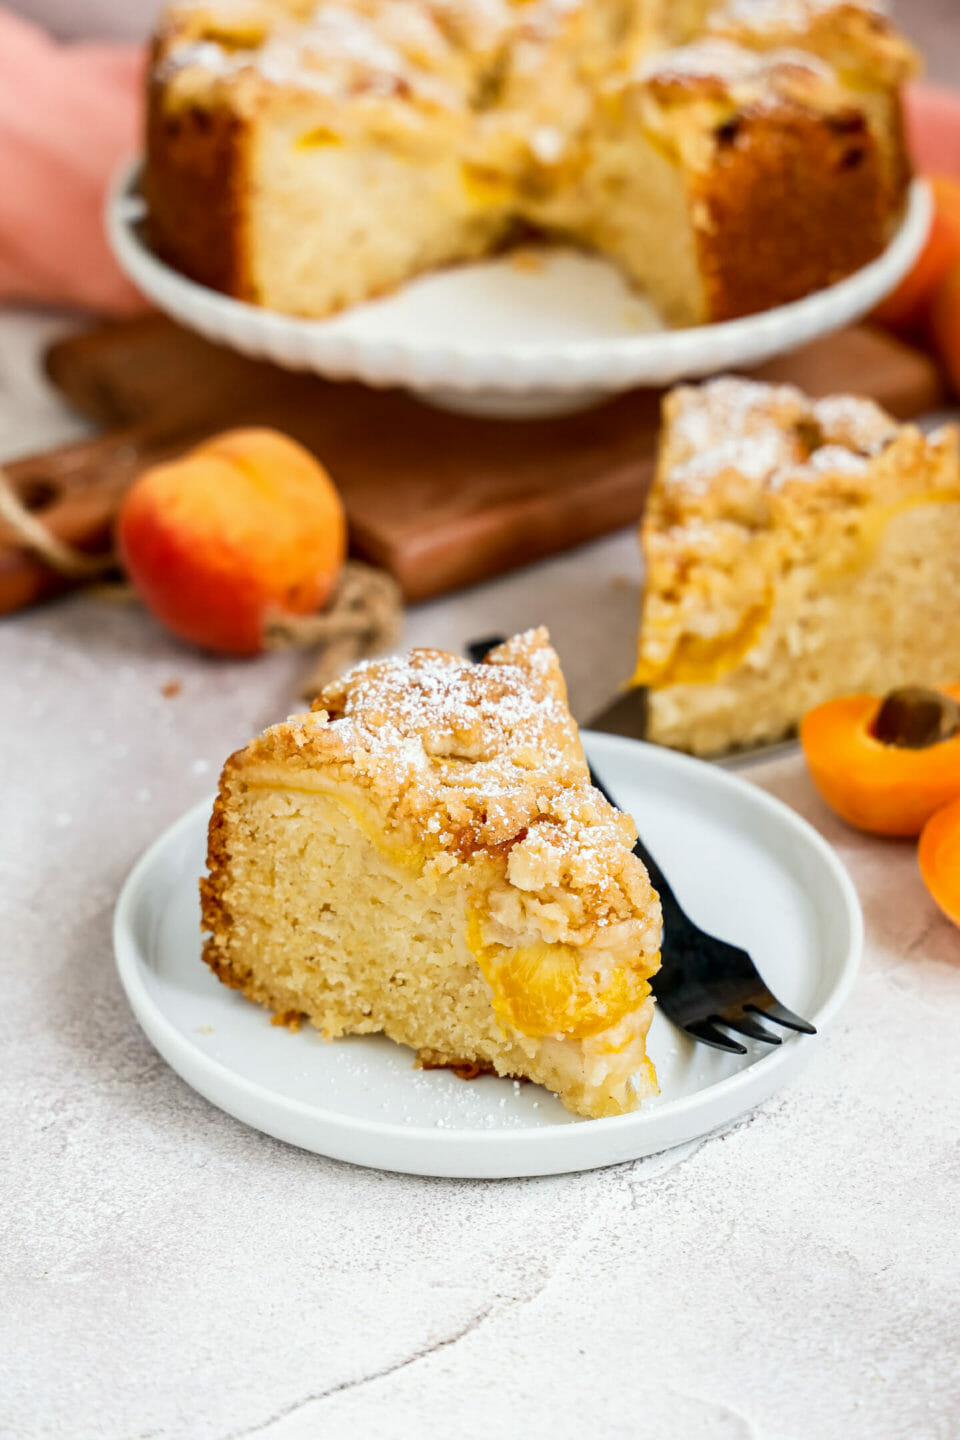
[144, 67, 250, 299]
[691, 103, 888, 321]
[199, 795, 243, 989]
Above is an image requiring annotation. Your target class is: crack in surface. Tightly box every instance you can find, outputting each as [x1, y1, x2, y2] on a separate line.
[623, 1136, 709, 1207]
[904, 917, 939, 958]
[222, 1305, 495, 1440]
[219, 1166, 666, 1439]
[660, 1386, 759, 1439]
[222, 1251, 575, 1440]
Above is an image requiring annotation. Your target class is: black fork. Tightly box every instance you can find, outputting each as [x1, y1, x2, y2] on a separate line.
[588, 769, 816, 1054]
[466, 637, 816, 1054]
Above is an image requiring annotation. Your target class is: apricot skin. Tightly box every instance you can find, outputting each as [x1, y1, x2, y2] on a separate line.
[930, 259, 960, 400]
[871, 175, 960, 333]
[117, 429, 346, 656]
[918, 795, 960, 929]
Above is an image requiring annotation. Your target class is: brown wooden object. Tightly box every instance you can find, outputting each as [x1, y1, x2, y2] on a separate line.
[0, 315, 946, 616]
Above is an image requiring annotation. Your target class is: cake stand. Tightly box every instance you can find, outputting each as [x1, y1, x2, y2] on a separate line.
[108, 166, 931, 420]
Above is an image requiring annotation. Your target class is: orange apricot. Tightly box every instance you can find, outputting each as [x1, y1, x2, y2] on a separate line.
[117, 428, 346, 656]
[871, 175, 960, 332]
[929, 256, 960, 398]
[800, 685, 960, 837]
[904, 84, 960, 181]
[918, 795, 960, 928]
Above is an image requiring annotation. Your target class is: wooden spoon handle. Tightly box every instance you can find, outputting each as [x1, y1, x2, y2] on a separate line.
[0, 425, 180, 615]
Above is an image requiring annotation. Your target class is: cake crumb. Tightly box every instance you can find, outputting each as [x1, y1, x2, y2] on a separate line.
[271, 1011, 304, 1032]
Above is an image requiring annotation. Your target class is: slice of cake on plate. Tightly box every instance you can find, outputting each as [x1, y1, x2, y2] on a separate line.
[635, 376, 960, 757]
[201, 629, 662, 1119]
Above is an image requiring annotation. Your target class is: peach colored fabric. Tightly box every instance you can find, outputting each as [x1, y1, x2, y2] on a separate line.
[0, 7, 147, 314]
[905, 83, 960, 179]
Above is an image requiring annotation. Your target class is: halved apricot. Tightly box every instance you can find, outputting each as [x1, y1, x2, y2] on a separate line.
[919, 795, 960, 928]
[800, 684, 960, 836]
[871, 175, 960, 332]
[930, 257, 960, 399]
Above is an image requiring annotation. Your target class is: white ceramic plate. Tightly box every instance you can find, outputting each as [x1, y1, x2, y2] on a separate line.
[113, 733, 862, 1178]
[108, 167, 930, 418]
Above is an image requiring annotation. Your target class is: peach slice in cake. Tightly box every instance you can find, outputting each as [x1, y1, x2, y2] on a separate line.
[201, 629, 662, 1120]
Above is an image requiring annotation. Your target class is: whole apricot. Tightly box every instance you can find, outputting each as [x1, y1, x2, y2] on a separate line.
[919, 794, 960, 929]
[929, 257, 960, 399]
[118, 428, 346, 655]
[871, 175, 960, 333]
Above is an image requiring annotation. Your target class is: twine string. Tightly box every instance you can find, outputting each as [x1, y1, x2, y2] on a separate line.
[0, 466, 116, 579]
[0, 462, 402, 688]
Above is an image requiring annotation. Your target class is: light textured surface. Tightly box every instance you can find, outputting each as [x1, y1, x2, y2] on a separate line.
[2, 310, 959, 1440]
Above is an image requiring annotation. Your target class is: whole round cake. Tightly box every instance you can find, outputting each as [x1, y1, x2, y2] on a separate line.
[145, 0, 918, 325]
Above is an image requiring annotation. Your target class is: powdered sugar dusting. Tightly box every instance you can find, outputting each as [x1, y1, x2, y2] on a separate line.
[159, 37, 236, 77]
[811, 393, 896, 453]
[427, 0, 585, 51]
[162, 1, 468, 108]
[312, 631, 581, 850]
[664, 376, 898, 495]
[252, 629, 656, 925]
[718, 0, 885, 33]
[638, 37, 831, 85]
[160, 0, 597, 107]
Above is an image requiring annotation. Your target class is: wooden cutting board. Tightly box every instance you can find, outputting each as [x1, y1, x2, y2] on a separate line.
[0, 315, 946, 615]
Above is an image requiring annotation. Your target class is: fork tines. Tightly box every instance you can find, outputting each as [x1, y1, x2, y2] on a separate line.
[689, 1001, 817, 1055]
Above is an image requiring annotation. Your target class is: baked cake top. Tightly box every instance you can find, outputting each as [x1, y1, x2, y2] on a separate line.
[228, 629, 658, 943]
[155, 0, 916, 111]
[648, 374, 960, 539]
[637, 36, 840, 101]
[660, 376, 900, 498]
[713, 0, 886, 32]
[635, 378, 960, 704]
[639, 376, 960, 658]
[710, 0, 914, 86]
[156, 2, 475, 112]
[717, 0, 883, 27]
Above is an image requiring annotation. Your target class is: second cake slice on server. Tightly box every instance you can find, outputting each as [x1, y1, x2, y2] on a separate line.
[202, 630, 662, 1119]
[635, 377, 960, 756]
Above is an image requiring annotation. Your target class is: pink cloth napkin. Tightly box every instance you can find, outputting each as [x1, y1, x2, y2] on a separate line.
[0, 8, 147, 314]
[905, 83, 960, 178]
